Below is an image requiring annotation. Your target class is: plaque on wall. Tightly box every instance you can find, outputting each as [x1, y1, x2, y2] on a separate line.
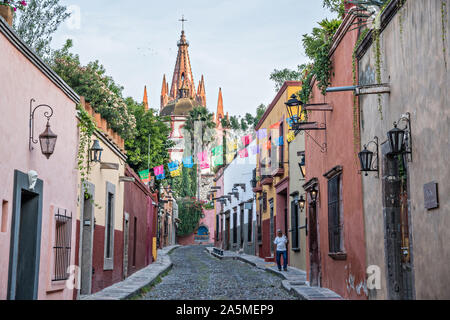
[424, 182, 439, 210]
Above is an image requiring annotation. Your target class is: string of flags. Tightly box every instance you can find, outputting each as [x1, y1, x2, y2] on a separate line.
[139, 119, 296, 182]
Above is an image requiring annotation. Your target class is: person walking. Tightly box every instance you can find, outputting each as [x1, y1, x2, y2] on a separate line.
[274, 229, 289, 271]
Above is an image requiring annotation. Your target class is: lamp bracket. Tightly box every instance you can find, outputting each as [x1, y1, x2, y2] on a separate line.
[395, 112, 412, 162]
[29, 98, 54, 151]
[360, 136, 380, 178]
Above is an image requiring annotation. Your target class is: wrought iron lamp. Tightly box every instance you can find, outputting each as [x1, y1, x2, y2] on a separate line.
[298, 195, 306, 212]
[29, 99, 57, 159]
[308, 187, 319, 204]
[285, 94, 303, 128]
[298, 154, 306, 179]
[387, 113, 412, 160]
[358, 137, 379, 177]
[89, 140, 103, 163]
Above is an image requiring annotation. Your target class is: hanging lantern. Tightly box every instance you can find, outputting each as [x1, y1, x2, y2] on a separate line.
[358, 146, 374, 174]
[298, 195, 306, 212]
[298, 154, 306, 179]
[39, 121, 58, 159]
[89, 140, 104, 163]
[388, 122, 405, 154]
[285, 94, 303, 127]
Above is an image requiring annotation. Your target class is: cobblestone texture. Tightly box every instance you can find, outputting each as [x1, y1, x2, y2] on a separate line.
[142, 245, 298, 300]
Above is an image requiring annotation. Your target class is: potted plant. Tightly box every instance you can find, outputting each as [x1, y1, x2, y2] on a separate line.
[0, 1, 27, 26]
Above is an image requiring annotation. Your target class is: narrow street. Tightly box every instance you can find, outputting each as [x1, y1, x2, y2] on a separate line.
[142, 246, 298, 300]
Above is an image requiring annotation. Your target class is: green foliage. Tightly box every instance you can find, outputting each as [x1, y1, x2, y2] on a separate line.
[177, 198, 204, 237]
[323, 0, 346, 16]
[171, 165, 197, 199]
[298, 18, 342, 100]
[269, 66, 304, 91]
[50, 39, 137, 140]
[183, 107, 216, 154]
[124, 99, 173, 173]
[222, 104, 267, 132]
[77, 104, 97, 187]
[13, 0, 71, 61]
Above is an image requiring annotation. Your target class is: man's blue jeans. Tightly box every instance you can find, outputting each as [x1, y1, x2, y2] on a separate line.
[276, 250, 288, 270]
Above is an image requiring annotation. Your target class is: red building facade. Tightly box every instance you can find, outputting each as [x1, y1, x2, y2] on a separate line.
[123, 166, 158, 278]
[303, 7, 367, 300]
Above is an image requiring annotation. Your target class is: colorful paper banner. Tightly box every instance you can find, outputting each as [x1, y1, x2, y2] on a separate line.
[200, 162, 210, 170]
[153, 165, 164, 176]
[242, 135, 253, 146]
[239, 148, 249, 158]
[287, 131, 295, 143]
[257, 129, 267, 140]
[183, 156, 194, 168]
[138, 169, 150, 184]
[213, 155, 224, 166]
[212, 145, 224, 156]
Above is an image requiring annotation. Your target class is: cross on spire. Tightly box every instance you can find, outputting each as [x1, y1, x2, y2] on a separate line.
[179, 15, 188, 32]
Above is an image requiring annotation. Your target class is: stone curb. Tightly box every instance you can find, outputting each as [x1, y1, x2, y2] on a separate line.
[205, 247, 342, 301]
[80, 245, 181, 300]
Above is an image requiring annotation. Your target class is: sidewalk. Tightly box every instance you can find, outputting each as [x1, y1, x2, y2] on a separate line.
[80, 245, 181, 300]
[205, 247, 343, 300]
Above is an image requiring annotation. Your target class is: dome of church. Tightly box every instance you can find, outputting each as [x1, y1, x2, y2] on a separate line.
[160, 97, 202, 116]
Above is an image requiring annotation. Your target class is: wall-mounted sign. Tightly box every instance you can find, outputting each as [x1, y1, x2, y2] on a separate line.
[424, 182, 439, 210]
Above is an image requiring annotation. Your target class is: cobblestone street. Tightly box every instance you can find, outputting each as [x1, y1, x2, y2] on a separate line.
[142, 246, 298, 300]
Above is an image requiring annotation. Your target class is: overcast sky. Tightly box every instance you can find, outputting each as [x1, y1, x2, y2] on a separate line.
[52, 1, 335, 117]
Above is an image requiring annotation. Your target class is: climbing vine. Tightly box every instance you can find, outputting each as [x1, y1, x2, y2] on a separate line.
[442, 0, 448, 69]
[77, 104, 97, 201]
[352, 28, 370, 154]
[177, 198, 205, 237]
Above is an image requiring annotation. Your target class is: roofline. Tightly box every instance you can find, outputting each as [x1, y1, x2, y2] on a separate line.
[255, 81, 302, 130]
[0, 16, 80, 103]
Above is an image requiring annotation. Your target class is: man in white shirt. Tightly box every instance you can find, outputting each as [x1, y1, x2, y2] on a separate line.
[274, 229, 289, 271]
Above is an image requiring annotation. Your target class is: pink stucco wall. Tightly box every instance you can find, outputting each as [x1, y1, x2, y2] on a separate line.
[177, 209, 215, 245]
[0, 29, 78, 300]
[304, 10, 367, 300]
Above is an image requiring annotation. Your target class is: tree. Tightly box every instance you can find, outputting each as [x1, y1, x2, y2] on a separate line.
[51, 39, 136, 139]
[124, 98, 173, 173]
[14, 0, 71, 61]
[269, 67, 304, 91]
[183, 107, 217, 154]
[254, 104, 267, 128]
[322, 0, 346, 16]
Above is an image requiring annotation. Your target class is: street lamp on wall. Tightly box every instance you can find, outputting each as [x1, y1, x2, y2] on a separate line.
[388, 113, 412, 160]
[29, 99, 57, 159]
[89, 140, 103, 163]
[298, 195, 306, 212]
[298, 153, 306, 179]
[285, 94, 304, 128]
[358, 137, 379, 177]
[308, 188, 319, 204]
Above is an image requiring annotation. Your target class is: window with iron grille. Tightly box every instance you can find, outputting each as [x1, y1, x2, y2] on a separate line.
[215, 214, 219, 241]
[133, 217, 137, 267]
[263, 192, 267, 212]
[291, 199, 299, 250]
[106, 192, 114, 259]
[257, 197, 262, 243]
[328, 174, 343, 253]
[233, 208, 237, 244]
[52, 208, 72, 281]
[248, 208, 253, 242]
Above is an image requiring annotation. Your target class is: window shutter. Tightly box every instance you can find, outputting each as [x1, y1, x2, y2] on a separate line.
[328, 175, 341, 253]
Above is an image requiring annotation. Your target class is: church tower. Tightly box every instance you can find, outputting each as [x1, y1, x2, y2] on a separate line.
[215, 88, 225, 126]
